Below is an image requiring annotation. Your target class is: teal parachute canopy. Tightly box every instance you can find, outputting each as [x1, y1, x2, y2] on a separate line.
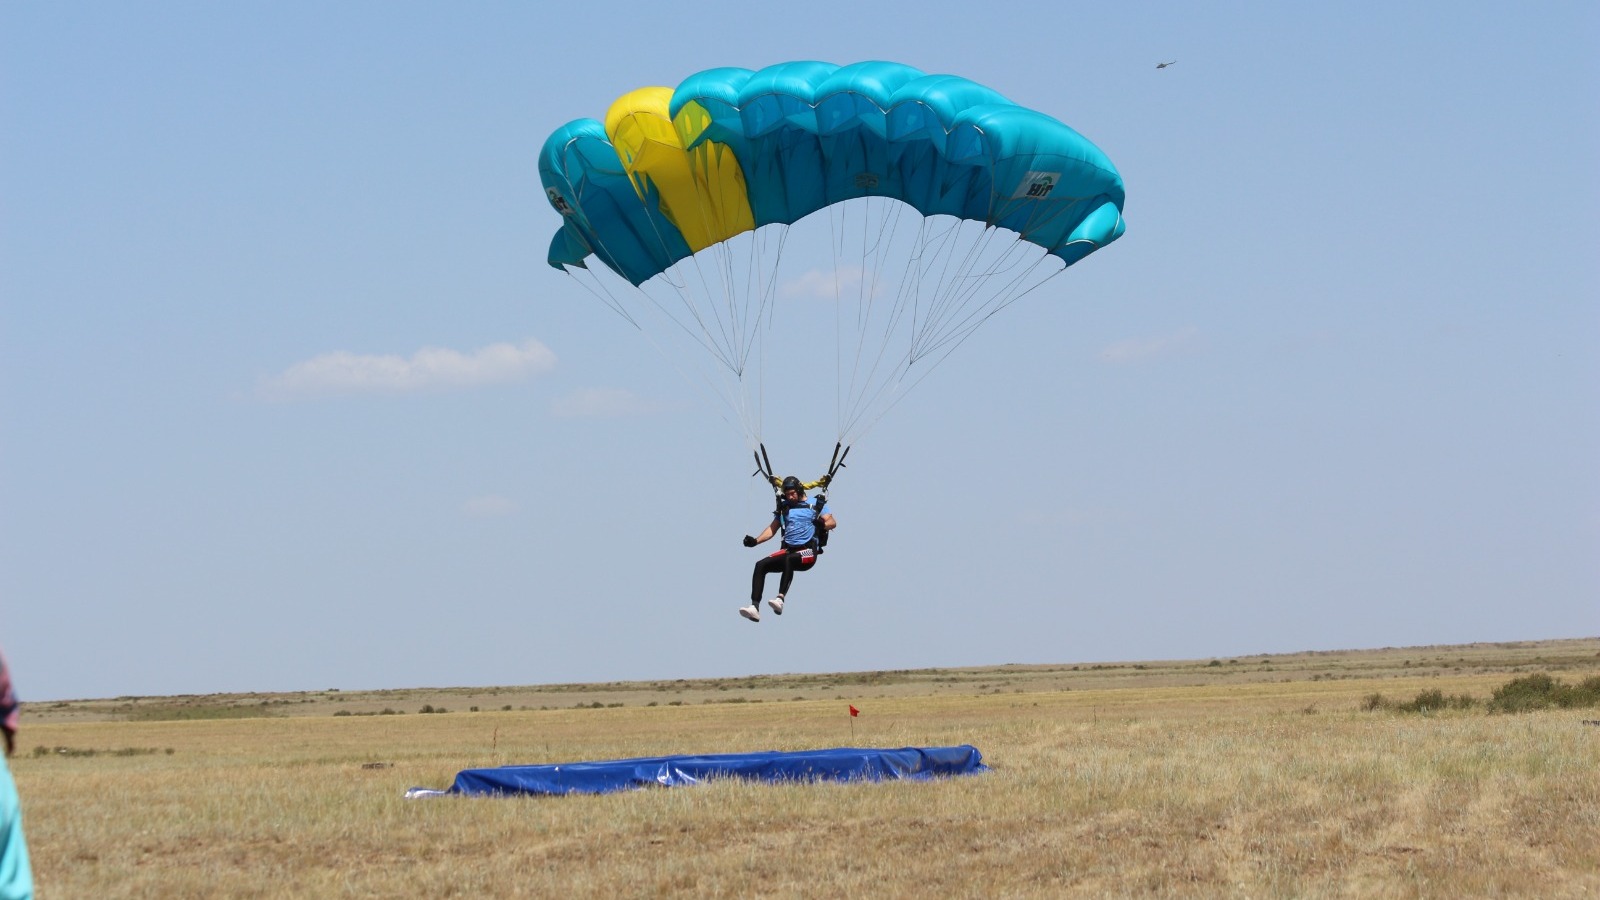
[539, 60, 1125, 286]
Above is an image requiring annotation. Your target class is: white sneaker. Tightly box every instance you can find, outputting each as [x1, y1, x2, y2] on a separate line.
[769, 597, 784, 615]
[739, 605, 760, 622]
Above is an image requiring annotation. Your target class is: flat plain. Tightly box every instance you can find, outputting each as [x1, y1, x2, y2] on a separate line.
[14, 637, 1600, 897]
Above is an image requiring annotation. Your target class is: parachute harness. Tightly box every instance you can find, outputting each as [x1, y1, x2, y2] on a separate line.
[753, 442, 848, 553]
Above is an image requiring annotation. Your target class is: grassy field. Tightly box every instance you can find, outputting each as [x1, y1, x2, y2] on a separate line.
[14, 638, 1600, 897]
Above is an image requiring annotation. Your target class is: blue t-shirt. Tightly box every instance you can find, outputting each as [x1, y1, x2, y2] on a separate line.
[779, 500, 830, 546]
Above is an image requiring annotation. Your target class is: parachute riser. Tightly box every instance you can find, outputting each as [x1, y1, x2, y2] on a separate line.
[751, 442, 849, 496]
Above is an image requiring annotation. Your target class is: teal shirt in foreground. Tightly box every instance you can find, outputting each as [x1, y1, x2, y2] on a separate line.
[0, 757, 31, 900]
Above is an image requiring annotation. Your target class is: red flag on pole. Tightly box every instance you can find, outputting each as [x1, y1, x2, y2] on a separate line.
[849, 705, 859, 717]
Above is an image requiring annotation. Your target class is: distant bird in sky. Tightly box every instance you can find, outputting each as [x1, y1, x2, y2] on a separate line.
[1156, 60, 1177, 69]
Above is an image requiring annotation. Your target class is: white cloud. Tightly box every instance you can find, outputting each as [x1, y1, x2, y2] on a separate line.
[462, 495, 517, 518]
[260, 339, 556, 399]
[550, 387, 658, 418]
[1098, 327, 1202, 364]
[780, 266, 873, 301]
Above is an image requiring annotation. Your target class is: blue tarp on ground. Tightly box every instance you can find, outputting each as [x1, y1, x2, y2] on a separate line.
[421, 745, 987, 797]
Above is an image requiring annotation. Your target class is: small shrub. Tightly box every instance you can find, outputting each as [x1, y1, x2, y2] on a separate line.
[1363, 690, 1476, 713]
[1368, 674, 1600, 716]
[1488, 674, 1600, 713]
[34, 746, 167, 758]
[1393, 689, 1477, 713]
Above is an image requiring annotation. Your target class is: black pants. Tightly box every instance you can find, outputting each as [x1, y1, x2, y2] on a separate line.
[751, 545, 816, 603]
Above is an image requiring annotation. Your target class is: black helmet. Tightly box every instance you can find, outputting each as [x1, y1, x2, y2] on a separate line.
[780, 475, 803, 494]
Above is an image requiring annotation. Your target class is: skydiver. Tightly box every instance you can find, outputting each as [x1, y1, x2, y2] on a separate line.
[739, 475, 835, 622]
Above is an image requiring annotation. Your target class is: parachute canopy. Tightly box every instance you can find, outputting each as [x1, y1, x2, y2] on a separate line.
[539, 60, 1125, 286]
[408, 745, 989, 797]
[538, 61, 1125, 451]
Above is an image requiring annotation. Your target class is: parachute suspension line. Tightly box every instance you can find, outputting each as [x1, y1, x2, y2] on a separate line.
[916, 220, 1049, 362]
[834, 209, 935, 441]
[628, 271, 754, 437]
[618, 182, 747, 377]
[913, 241, 1061, 361]
[905, 214, 967, 350]
[602, 278, 752, 440]
[680, 171, 752, 381]
[834, 214, 1070, 445]
[749, 222, 793, 448]
[671, 244, 741, 375]
[851, 196, 895, 436]
[844, 253, 1061, 445]
[576, 212, 746, 376]
[750, 280, 764, 450]
[563, 267, 641, 330]
[707, 238, 758, 445]
[828, 198, 881, 443]
[561, 216, 760, 439]
[737, 223, 787, 449]
[735, 226, 760, 449]
[832, 196, 894, 444]
[833, 206, 934, 442]
[911, 224, 1009, 362]
[734, 224, 765, 373]
[892, 213, 964, 362]
[689, 243, 735, 368]
[704, 164, 749, 376]
[912, 221, 997, 363]
[760, 224, 789, 329]
[831, 201, 844, 442]
[633, 270, 742, 374]
[839, 197, 910, 444]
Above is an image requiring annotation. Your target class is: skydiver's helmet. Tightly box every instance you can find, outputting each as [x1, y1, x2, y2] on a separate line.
[780, 476, 803, 496]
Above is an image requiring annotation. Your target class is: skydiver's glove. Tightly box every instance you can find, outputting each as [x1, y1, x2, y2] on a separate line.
[743, 535, 758, 547]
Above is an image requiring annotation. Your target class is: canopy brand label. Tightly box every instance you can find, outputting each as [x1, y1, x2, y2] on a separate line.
[1014, 172, 1061, 199]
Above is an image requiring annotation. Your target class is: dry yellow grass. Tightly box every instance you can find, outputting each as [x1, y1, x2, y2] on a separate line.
[13, 638, 1600, 897]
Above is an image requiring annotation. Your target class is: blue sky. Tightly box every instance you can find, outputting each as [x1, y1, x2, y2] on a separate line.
[3, 2, 1596, 700]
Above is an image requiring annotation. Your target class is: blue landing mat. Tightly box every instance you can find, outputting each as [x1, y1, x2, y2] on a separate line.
[411, 745, 988, 797]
